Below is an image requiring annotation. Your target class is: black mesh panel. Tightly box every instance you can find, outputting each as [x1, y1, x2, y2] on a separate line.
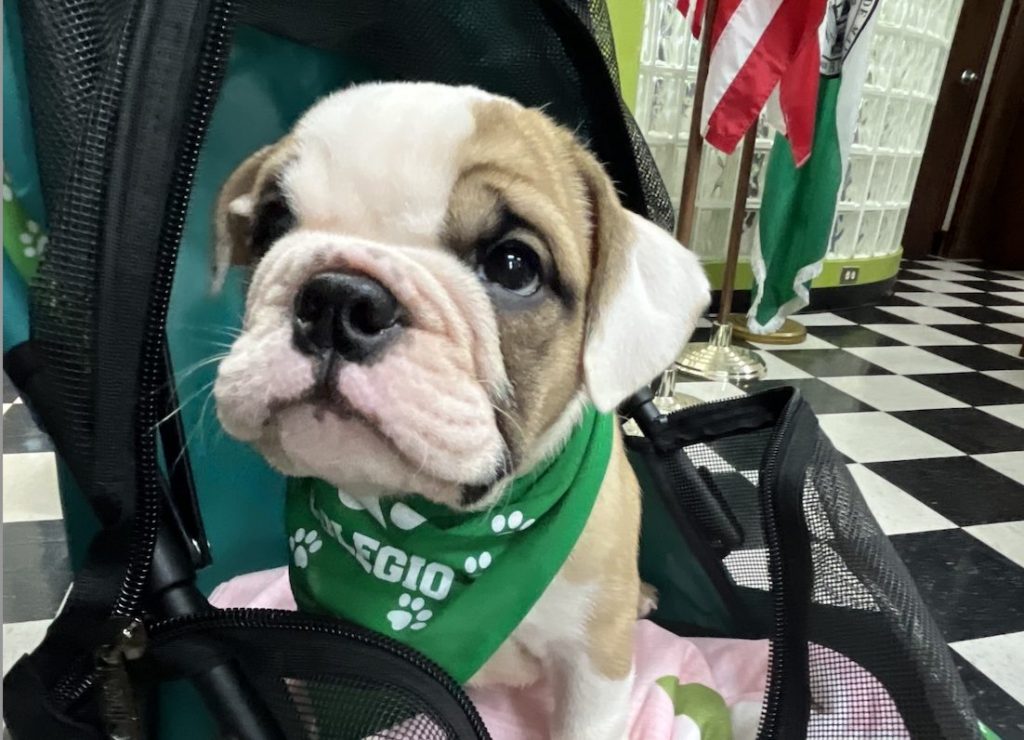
[629, 390, 980, 739]
[20, 0, 135, 489]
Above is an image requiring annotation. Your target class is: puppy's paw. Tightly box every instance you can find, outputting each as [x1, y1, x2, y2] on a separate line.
[637, 581, 658, 618]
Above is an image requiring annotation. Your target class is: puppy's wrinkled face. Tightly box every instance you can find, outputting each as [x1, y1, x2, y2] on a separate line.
[213, 82, 709, 509]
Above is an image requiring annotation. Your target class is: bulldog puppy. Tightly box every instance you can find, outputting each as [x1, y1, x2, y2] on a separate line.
[213, 82, 709, 740]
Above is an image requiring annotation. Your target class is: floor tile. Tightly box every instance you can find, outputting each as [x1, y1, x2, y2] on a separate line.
[878, 306, 978, 325]
[901, 259, 951, 271]
[993, 280, 1024, 291]
[952, 632, 1024, 707]
[2, 521, 72, 623]
[931, 323, 1024, 344]
[994, 292, 1024, 304]
[748, 334, 837, 351]
[2, 404, 55, 455]
[1, 452, 62, 523]
[805, 325, 906, 348]
[993, 304, 1024, 320]
[758, 351, 812, 380]
[893, 407, 1024, 455]
[791, 312, 855, 326]
[899, 280, 981, 293]
[943, 306, 1024, 324]
[823, 375, 967, 411]
[673, 380, 747, 404]
[965, 522, 1024, 569]
[975, 451, 1024, 484]
[846, 464, 955, 535]
[818, 412, 961, 463]
[908, 372, 1024, 407]
[959, 291, 1024, 307]
[845, 346, 972, 375]
[888, 529, 1024, 642]
[969, 280, 1024, 294]
[862, 323, 973, 346]
[984, 370, 1024, 390]
[970, 269, 1020, 280]
[867, 456, 1024, 525]
[746, 378, 874, 415]
[763, 349, 890, 377]
[903, 268, 986, 281]
[990, 323, 1024, 338]
[2, 373, 18, 404]
[3, 620, 50, 676]
[892, 279, 927, 292]
[980, 404, 1024, 429]
[895, 291, 978, 308]
[989, 344, 1023, 358]
[688, 327, 712, 343]
[874, 294, 920, 308]
[924, 345, 1024, 371]
[832, 305, 914, 324]
[951, 652, 1024, 739]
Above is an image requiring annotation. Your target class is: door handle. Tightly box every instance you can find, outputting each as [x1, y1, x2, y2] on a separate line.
[960, 69, 980, 85]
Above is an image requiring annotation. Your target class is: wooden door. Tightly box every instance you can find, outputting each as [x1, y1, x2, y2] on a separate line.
[946, 0, 1024, 268]
[902, 0, 1005, 258]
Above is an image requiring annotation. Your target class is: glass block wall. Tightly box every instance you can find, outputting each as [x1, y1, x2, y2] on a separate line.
[635, 0, 964, 263]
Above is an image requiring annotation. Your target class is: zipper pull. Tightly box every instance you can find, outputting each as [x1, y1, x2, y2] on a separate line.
[96, 618, 149, 740]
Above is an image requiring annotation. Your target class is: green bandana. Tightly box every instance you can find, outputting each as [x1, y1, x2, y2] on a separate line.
[286, 406, 613, 683]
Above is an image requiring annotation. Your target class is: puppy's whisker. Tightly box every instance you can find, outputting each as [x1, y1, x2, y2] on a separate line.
[490, 403, 525, 446]
[181, 323, 243, 341]
[153, 378, 217, 430]
[171, 382, 218, 471]
[150, 352, 230, 397]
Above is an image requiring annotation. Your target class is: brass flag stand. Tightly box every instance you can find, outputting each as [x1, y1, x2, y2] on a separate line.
[669, 0, 767, 384]
[675, 127, 767, 381]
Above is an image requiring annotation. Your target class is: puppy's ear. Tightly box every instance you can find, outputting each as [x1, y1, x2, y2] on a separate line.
[212, 144, 281, 292]
[574, 147, 711, 413]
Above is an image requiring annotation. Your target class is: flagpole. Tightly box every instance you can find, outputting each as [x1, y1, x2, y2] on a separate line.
[651, 0, 726, 413]
[673, 15, 766, 383]
[717, 126, 757, 323]
[674, 0, 719, 246]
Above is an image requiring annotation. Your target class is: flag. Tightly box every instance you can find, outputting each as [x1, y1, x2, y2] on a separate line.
[678, 0, 827, 164]
[748, 0, 881, 334]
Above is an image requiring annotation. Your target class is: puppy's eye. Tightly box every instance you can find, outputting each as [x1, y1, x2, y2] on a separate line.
[478, 239, 542, 296]
[250, 193, 295, 257]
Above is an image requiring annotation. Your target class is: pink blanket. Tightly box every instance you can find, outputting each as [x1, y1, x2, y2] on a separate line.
[211, 568, 908, 739]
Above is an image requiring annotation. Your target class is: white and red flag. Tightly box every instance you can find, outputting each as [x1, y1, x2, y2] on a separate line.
[676, 0, 826, 165]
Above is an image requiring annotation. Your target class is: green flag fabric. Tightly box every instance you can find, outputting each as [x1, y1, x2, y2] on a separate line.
[286, 407, 613, 683]
[748, 1, 881, 333]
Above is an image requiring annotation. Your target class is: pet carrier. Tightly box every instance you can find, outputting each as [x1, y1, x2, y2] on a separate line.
[2, 0, 989, 738]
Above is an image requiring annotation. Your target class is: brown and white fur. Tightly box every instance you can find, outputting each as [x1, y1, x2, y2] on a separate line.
[212, 82, 710, 740]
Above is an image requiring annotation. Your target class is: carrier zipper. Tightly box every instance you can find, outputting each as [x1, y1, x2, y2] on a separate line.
[51, 0, 236, 709]
[146, 609, 491, 737]
[96, 619, 149, 739]
[753, 395, 807, 740]
[119, 0, 235, 618]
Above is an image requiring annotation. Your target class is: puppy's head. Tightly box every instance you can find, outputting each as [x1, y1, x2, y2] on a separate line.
[213, 82, 709, 508]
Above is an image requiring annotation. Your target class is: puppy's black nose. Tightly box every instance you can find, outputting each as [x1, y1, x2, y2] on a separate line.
[293, 272, 404, 362]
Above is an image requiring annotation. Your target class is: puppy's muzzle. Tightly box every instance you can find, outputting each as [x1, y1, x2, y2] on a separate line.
[292, 271, 405, 363]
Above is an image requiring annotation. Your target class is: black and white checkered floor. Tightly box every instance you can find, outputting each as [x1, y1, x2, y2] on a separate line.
[3, 256, 1024, 737]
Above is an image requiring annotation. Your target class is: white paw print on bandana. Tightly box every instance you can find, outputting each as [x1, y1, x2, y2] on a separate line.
[490, 510, 535, 535]
[464, 551, 492, 576]
[288, 528, 323, 569]
[18, 219, 47, 260]
[387, 594, 433, 632]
